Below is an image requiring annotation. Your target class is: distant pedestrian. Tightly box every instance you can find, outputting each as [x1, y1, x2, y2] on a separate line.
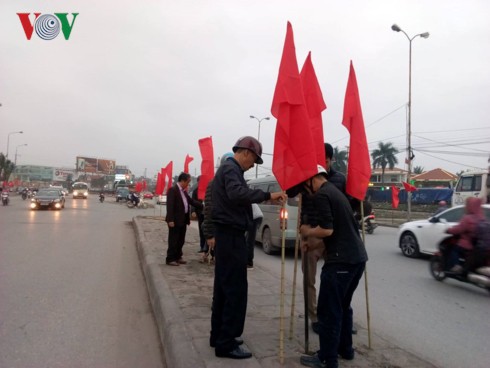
[165, 172, 203, 266]
[210, 136, 286, 359]
[246, 203, 263, 269]
[191, 176, 206, 253]
[433, 200, 448, 216]
[298, 165, 368, 368]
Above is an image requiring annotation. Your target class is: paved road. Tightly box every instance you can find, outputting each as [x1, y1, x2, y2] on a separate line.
[249, 226, 490, 368]
[0, 195, 165, 368]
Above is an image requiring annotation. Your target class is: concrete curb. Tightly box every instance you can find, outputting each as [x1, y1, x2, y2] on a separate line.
[133, 216, 204, 368]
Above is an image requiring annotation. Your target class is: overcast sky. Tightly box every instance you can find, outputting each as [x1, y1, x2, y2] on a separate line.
[1, 0, 489, 180]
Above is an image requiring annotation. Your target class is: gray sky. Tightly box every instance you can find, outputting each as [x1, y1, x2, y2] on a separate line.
[1, 0, 489, 180]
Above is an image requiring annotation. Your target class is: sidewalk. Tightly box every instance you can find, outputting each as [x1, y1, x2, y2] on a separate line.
[133, 216, 438, 368]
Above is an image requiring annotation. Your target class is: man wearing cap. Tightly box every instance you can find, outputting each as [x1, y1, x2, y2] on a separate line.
[209, 136, 286, 359]
[299, 166, 368, 368]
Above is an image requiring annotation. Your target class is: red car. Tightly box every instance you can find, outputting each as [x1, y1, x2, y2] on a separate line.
[143, 192, 154, 199]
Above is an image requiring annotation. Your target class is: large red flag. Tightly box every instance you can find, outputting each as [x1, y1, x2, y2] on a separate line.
[155, 173, 163, 195]
[198, 136, 214, 200]
[271, 22, 318, 190]
[391, 186, 400, 209]
[402, 181, 417, 192]
[135, 182, 143, 193]
[342, 61, 371, 200]
[160, 167, 167, 194]
[164, 161, 173, 193]
[300, 51, 326, 166]
[184, 154, 194, 173]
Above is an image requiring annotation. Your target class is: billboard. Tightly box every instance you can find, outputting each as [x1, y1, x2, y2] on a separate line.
[53, 168, 75, 182]
[76, 157, 115, 175]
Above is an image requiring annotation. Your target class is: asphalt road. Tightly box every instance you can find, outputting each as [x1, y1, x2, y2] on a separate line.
[248, 225, 490, 368]
[0, 195, 165, 368]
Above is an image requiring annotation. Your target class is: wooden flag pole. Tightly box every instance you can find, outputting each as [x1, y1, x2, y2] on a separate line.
[279, 200, 287, 364]
[289, 195, 303, 340]
[360, 201, 372, 348]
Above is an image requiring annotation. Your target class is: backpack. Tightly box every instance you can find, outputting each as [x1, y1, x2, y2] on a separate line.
[473, 219, 490, 251]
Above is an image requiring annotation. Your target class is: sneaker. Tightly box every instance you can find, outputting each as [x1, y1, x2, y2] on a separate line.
[300, 353, 328, 368]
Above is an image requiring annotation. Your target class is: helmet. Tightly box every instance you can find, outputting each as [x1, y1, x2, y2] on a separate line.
[232, 136, 263, 164]
[220, 152, 234, 166]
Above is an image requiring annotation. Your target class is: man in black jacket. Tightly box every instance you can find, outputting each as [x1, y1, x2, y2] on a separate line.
[210, 136, 286, 359]
[165, 172, 202, 266]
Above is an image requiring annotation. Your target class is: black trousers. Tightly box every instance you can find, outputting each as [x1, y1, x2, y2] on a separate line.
[166, 225, 187, 263]
[210, 227, 248, 353]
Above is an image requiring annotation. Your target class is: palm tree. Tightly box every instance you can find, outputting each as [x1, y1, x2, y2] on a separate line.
[371, 142, 399, 186]
[332, 146, 347, 174]
[0, 153, 15, 181]
[413, 166, 424, 175]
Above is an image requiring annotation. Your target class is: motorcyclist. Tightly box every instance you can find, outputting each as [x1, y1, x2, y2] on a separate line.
[129, 190, 140, 206]
[445, 197, 484, 272]
[99, 191, 105, 202]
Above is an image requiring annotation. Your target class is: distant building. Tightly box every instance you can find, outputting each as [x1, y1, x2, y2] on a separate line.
[412, 168, 458, 188]
[369, 167, 408, 187]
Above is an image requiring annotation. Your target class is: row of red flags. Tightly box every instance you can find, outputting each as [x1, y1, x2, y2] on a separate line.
[391, 182, 417, 208]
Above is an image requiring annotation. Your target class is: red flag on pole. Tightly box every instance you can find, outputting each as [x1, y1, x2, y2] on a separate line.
[164, 161, 173, 193]
[135, 182, 143, 193]
[342, 61, 371, 200]
[160, 167, 167, 194]
[184, 154, 194, 173]
[198, 136, 214, 200]
[271, 22, 318, 190]
[300, 51, 326, 166]
[391, 186, 400, 209]
[402, 181, 417, 192]
[155, 173, 163, 195]
[142, 180, 147, 191]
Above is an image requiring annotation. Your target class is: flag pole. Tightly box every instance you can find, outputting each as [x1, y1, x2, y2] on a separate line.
[289, 195, 303, 340]
[360, 201, 372, 348]
[279, 200, 287, 364]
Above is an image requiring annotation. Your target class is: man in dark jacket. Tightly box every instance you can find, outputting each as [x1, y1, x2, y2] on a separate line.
[298, 166, 368, 368]
[210, 136, 286, 359]
[165, 172, 202, 266]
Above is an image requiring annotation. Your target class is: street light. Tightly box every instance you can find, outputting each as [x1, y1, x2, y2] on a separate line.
[15, 144, 28, 165]
[391, 23, 429, 221]
[249, 115, 270, 178]
[6, 131, 23, 159]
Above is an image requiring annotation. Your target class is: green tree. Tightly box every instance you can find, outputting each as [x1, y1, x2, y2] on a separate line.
[0, 153, 15, 181]
[371, 142, 399, 186]
[332, 146, 348, 174]
[413, 166, 424, 175]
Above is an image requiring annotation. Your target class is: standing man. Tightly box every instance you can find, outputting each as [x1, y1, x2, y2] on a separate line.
[165, 172, 202, 266]
[299, 166, 368, 368]
[210, 136, 286, 359]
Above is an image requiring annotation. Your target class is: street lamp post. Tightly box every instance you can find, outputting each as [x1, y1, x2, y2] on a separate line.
[6, 131, 23, 159]
[391, 24, 429, 221]
[15, 144, 28, 165]
[249, 115, 270, 178]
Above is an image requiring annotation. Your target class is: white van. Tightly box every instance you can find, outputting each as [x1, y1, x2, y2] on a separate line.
[452, 170, 489, 206]
[248, 176, 299, 255]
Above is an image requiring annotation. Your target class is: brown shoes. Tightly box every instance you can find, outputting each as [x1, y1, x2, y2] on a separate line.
[167, 261, 180, 266]
[178, 258, 187, 264]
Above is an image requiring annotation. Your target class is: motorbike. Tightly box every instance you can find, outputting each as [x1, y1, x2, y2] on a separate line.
[127, 194, 148, 209]
[2, 192, 10, 206]
[429, 235, 490, 294]
[356, 211, 378, 234]
[21, 191, 28, 200]
[99, 193, 105, 203]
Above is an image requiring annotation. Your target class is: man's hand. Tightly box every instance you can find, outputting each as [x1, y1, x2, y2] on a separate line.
[168, 221, 175, 228]
[207, 237, 215, 250]
[270, 192, 287, 202]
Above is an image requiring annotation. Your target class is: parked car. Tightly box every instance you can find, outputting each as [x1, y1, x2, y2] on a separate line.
[398, 204, 490, 258]
[247, 176, 299, 255]
[30, 188, 66, 210]
[116, 187, 130, 202]
[143, 192, 154, 199]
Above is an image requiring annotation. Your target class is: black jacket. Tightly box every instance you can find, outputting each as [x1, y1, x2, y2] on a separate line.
[166, 184, 202, 227]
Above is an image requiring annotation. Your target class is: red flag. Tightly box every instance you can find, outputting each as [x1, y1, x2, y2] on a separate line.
[155, 173, 163, 195]
[402, 181, 417, 192]
[198, 136, 214, 200]
[164, 161, 173, 193]
[160, 167, 167, 194]
[342, 61, 371, 200]
[184, 154, 194, 173]
[135, 182, 143, 193]
[391, 186, 400, 209]
[271, 22, 318, 190]
[300, 52, 326, 166]
[142, 180, 147, 191]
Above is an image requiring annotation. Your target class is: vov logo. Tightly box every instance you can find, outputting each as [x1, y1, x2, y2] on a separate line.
[17, 13, 79, 40]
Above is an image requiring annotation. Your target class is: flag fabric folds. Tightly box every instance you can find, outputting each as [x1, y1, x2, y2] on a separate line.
[271, 22, 318, 191]
[135, 182, 143, 193]
[164, 161, 173, 193]
[155, 172, 163, 195]
[391, 186, 400, 209]
[300, 51, 326, 167]
[198, 136, 214, 200]
[184, 154, 194, 173]
[342, 61, 371, 201]
[402, 181, 417, 192]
